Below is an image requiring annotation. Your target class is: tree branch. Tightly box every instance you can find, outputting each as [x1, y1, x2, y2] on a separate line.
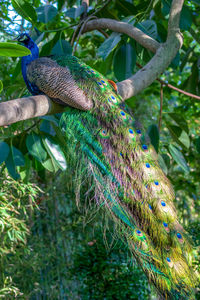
[83, 18, 160, 53]
[0, 95, 63, 126]
[0, 0, 186, 127]
[116, 0, 184, 99]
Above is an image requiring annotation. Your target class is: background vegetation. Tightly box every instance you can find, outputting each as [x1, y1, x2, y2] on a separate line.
[0, 0, 199, 298]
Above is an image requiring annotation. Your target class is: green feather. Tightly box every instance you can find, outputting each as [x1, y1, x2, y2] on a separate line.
[26, 53, 197, 299]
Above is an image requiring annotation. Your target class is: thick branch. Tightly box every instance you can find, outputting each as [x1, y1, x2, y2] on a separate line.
[0, 0, 186, 127]
[116, 0, 184, 99]
[0, 95, 63, 126]
[83, 18, 160, 53]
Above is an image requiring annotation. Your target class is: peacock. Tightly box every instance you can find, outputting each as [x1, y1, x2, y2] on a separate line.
[17, 33, 197, 299]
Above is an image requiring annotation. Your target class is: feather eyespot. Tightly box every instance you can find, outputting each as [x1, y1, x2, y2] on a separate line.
[107, 97, 115, 107]
[109, 95, 118, 104]
[119, 110, 129, 121]
[146, 163, 150, 168]
[136, 229, 143, 237]
[136, 129, 142, 134]
[90, 69, 95, 73]
[128, 128, 135, 140]
[159, 200, 171, 213]
[176, 232, 184, 243]
[97, 81, 104, 89]
[148, 204, 152, 210]
[163, 222, 170, 232]
[154, 181, 159, 185]
[142, 144, 148, 151]
[99, 129, 109, 139]
[166, 257, 174, 268]
[100, 79, 107, 86]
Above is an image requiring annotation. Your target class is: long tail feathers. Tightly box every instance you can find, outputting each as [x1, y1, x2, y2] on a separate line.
[60, 93, 197, 300]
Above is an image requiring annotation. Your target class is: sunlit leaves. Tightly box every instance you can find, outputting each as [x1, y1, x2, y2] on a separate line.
[11, 0, 37, 24]
[43, 137, 67, 171]
[0, 43, 31, 57]
[26, 133, 47, 163]
[0, 80, 3, 92]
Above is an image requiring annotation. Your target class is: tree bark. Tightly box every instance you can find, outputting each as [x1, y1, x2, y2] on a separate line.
[0, 0, 184, 127]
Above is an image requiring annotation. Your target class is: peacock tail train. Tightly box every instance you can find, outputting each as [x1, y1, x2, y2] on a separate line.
[18, 33, 197, 299]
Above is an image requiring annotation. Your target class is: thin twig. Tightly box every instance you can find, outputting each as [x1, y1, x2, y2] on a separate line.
[71, 0, 111, 47]
[157, 78, 200, 100]
[91, 0, 112, 17]
[97, 28, 109, 38]
[136, 62, 200, 101]
[72, 16, 97, 55]
[159, 83, 163, 131]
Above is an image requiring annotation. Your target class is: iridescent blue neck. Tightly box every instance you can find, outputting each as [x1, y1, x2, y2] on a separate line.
[21, 38, 39, 94]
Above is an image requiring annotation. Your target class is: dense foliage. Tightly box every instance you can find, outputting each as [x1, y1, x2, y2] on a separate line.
[0, 0, 199, 298]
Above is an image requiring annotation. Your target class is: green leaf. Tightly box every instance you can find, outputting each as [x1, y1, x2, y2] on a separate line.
[12, 147, 25, 166]
[58, 0, 65, 11]
[195, 137, 200, 153]
[26, 133, 47, 163]
[113, 43, 136, 81]
[97, 33, 121, 60]
[180, 6, 193, 30]
[162, 3, 192, 31]
[43, 137, 67, 170]
[0, 80, 3, 93]
[191, 0, 200, 4]
[158, 154, 168, 174]
[5, 146, 25, 179]
[0, 142, 10, 164]
[40, 115, 59, 125]
[137, 20, 157, 39]
[148, 124, 159, 153]
[42, 158, 59, 172]
[168, 113, 189, 133]
[0, 43, 31, 57]
[40, 120, 56, 136]
[170, 51, 180, 69]
[20, 154, 32, 183]
[36, 5, 58, 23]
[11, 60, 21, 82]
[169, 144, 189, 173]
[162, 153, 171, 169]
[161, 0, 171, 16]
[166, 123, 190, 149]
[65, 6, 85, 19]
[11, 0, 37, 24]
[51, 39, 72, 55]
